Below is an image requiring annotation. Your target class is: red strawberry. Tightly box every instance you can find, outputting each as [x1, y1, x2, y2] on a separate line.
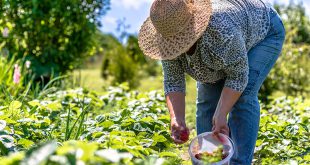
[222, 153, 228, 160]
[179, 129, 189, 141]
[195, 153, 202, 160]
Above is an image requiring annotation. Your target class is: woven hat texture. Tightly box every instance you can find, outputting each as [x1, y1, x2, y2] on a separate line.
[138, 0, 212, 60]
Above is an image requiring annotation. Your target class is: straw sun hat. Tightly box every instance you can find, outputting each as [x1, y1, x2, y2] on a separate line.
[138, 0, 212, 60]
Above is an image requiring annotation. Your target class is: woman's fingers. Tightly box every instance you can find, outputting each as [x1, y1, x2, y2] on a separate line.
[212, 126, 223, 136]
[172, 135, 186, 144]
[212, 125, 229, 136]
[221, 126, 229, 136]
[171, 124, 190, 144]
[212, 114, 229, 136]
[171, 132, 187, 144]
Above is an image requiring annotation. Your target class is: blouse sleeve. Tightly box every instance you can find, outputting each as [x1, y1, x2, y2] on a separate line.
[161, 59, 186, 96]
[222, 33, 249, 92]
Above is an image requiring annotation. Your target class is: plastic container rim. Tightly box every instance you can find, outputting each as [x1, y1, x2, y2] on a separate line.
[188, 132, 235, 164]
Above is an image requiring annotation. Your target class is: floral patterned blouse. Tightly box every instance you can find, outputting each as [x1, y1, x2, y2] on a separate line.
[162, 0, 271, 95]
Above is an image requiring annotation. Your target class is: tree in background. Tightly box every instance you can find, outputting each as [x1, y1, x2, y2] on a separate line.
[275, 2, 310, 44]
[126, 35, 159, 77]
[259, 2, 310, 103]
[99, 33, 159, 88]
[0, 0, 110, 82]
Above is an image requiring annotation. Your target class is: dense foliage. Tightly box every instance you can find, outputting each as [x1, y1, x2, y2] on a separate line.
[254, 97, 310, 164]
[100, 34, 159, 88]
[259, 3, 310, 102]
[259, 43, 310, 102]
[0, 1, 310, 165]
[0, 55, 32, 101]
[0, 85, 184, 164]
[0, 0, 110, 80]
[275, 3, 310, 44]
[0, 84, 309, 164]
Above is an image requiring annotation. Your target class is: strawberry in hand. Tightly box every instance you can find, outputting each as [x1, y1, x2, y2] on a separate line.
[179, 129, 190, 142]
[170, 119, 190, 144]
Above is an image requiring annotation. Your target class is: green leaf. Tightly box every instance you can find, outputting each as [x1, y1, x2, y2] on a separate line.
[46, 102, 62, 111]
[121, 118, 135, 127]
[133, 123, 147, 132]
[140, 116, 155, 123]
[152, 133, 167, 143]
[0, 141, 9, 155]
[22, 141, 57, 165]
[121, 109, 131, 117]
[18, 139, 34, 149]
[100, 120, 114, 129]
[109, 115, 122, 122]
[0, 120, 6, 131]
[137, 132, 148, 137]
[9, 101, 22, 110]
[159, 152, 178, 157]
[0, 135, 15, 148]
[28, 100, 41, 107]
[92, 132, 105, 138]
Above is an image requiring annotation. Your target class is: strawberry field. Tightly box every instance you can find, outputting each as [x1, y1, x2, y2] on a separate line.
[0, 84, 309, 165]
[1, 1, 310, 165]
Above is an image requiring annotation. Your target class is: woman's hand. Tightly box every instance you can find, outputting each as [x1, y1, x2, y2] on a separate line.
[170, 119, 190, 144]
[165, 92, 188, 144]
[212, 112, 229, 136]
[212, 87, 242, 136]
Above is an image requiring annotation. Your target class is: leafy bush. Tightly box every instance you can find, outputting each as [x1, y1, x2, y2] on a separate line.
[275, 3, 310, 44]
[0, 82, 309, 164]
[0, 54, 32, 101]
[0, 0, 110, 80]
[254, 97, 310, 164]
[102, 41, 140, 88]
[259, 43, 310, 102]
[0, 141, 176, 165]
[259, 3, 310, 102]
[101, 34, 159, 88]
[0, 85, 183, 164]
[125, 36, 159, 77]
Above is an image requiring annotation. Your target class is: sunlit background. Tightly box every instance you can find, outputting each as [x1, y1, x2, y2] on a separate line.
[0, 0, 309, 164]
[101, 0, 310, 35]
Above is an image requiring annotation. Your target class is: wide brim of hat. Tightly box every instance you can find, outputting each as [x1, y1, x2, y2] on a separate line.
[138, 0, 212, 60]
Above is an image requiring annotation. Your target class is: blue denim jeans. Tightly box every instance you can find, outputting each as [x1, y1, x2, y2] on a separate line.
[196, 8, 285, 165]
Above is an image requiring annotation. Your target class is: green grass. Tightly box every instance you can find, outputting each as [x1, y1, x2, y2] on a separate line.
[73, 68, 107, 93]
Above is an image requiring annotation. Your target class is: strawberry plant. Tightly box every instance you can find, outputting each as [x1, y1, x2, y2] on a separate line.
[0, 84, 309, 164]
[0, 86, 183, 164]
[254, 97, 310, 164]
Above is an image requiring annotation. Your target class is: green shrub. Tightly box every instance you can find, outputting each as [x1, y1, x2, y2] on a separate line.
[254, 97, 310, 164]
[0, 86, 183, 164]
[126, 36, 159, 77]
[0, 0, 110, 80]
[260, 43, 310, 102]
[0, 84, 309, 164]
[259, 3, 310, 102]
[0, 54, 29, 101]
[275, 3, 310, 44]
[103, 43, 140, 88]
[100, 34, 160, 88]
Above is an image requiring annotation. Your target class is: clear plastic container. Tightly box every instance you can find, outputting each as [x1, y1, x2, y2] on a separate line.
[188, 132, 235, 165]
